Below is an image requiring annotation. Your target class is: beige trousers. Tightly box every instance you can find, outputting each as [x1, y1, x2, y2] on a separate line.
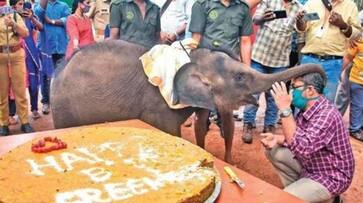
[0, 49, 29, 126]
[265, 146, 334, 203]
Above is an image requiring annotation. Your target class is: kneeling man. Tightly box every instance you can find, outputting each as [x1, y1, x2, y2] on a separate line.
[261, 73, 355, 202]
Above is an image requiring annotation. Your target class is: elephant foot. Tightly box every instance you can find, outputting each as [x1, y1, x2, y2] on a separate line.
[224, 153, 232, 164]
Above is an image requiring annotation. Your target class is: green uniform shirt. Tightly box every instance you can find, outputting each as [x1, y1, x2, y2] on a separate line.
[189, 0, 252, 54]
[59, 0, 73, 9]
[110, 0, 160, 48]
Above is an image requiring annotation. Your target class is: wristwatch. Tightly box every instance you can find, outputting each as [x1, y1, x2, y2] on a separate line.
[340, 24, 350, 34]
[51, 20, 55, 25]
[279, 108, 292, 118]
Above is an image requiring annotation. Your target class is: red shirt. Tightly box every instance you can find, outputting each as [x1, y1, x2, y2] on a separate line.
[66, 14, 95, 59]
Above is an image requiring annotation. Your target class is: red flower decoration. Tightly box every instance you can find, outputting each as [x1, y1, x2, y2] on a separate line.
[31, 137, 67, 153]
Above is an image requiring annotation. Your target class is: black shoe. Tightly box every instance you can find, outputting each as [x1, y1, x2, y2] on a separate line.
[263, 125, 276, 133]
[42, 104, 50, 115]
[350, 130, 363, 142]
[333, 195, 342, 203]
[21, 123, 34, 134]
[0, 126, 10, 136]
[242, 123, 254, 144]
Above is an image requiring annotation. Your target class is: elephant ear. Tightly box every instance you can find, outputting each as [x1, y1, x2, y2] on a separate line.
[173, 63, 216, 111]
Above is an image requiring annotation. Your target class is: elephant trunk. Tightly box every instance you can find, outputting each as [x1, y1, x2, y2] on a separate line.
[251, 64, 327, 94]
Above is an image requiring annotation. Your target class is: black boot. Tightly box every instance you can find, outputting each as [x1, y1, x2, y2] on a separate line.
[263, 125, 276, 133]
[21, 123, 34, 133]
[242, 123, 254, 144]
[0, 126, 10, 136]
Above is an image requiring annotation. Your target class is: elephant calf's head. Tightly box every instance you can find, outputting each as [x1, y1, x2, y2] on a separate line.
[173, 48, 326, 112]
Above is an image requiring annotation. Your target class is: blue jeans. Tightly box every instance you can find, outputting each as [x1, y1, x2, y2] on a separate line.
[301, 55, 342, 102]
[243, 61, 287, 126]
[41, 53, 64, 104]
[350, 82, 363, 132]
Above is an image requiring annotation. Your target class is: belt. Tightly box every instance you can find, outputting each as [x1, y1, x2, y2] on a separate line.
[304, 53, 343, 60]
[0, 43, 22, 53]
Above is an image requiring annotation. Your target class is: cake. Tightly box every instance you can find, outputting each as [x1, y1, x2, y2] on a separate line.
[0, 127, 218, 203]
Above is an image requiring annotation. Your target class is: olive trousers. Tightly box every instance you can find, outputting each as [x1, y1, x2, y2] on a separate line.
[0, 49, 29, 126]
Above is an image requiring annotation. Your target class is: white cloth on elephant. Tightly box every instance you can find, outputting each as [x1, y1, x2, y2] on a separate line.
[140, 38, 197, 109]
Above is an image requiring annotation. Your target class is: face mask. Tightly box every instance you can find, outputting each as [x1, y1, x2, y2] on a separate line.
[82, 4, 90, 13]
[292, 88, 318, 109]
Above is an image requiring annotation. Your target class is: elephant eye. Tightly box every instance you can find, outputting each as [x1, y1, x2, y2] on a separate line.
[234, 73, 245, 81]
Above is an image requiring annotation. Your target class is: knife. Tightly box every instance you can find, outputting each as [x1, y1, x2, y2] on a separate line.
[224, 166, 245, 189]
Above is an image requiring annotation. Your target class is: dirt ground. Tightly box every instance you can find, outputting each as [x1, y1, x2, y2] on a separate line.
[7, 100, 363, 203]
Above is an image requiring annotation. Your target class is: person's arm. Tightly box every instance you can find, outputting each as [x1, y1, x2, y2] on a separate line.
[246, 0, 260, 9]
[66, 16, 80, 49]
[270, 82, 296, 144]
[84, 0, 96, 18]
[240, 8, 253, 65]
[4, 14, 29, 38]
[260, 133, 285, 149]
[252, 0, 274, 26]
[34, 1, 46, 22]
[44, 5, 70, 26]
[109, 3, 122, 40]
[240, 36, 251, 66]
[189, 1, 206, 47]
[295, 11, 307, 32]
[156, 10, 161, 43]
[342, 54, 354, 70]
[26, 10, 43, 30]
[191, 32, 202, 45]
[329, 11, 353, 38]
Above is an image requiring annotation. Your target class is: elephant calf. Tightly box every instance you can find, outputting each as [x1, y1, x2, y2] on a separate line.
[51, 40, 326, 163]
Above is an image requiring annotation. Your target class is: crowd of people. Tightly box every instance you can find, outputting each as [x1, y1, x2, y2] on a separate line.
[1, 0, 363, 201]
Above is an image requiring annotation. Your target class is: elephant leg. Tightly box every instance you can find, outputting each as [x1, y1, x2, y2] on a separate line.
[194, 109, 210, 149]
[219, 110, 234, 163]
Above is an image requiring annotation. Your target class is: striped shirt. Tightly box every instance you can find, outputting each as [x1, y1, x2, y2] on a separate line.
[288, 97, 355, 196]
[252, 0, 301, 67]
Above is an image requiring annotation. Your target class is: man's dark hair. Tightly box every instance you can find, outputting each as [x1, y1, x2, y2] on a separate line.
[301, 72, 326, 94]
[9, 0, 18, 6]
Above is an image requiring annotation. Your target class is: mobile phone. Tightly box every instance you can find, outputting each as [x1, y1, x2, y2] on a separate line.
[273, 10, 287, 19]
[304, 12, 320, 21]
[23, 2, 32, 10]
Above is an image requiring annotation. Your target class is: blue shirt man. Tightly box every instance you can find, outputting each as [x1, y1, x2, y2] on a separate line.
[35, 0, 70, 114]
[35, 0, 70, 57]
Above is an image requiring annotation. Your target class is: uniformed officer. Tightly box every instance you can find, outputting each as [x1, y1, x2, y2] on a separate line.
[189, 0, 253, 65]
[85, 0, 111, 41]
[109, 0, 161, 48]
[0, 2, 34, 136]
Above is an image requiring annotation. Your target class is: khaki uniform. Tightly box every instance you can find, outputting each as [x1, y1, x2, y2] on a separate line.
[87, 0, 111, 41]
[0, 13, 29, 126]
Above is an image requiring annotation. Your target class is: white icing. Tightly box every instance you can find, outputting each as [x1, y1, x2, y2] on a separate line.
[138, 144, 158, 163]
[80, 167, 112, 183]
[55, 163, 214, 203]
[55, 188, 111, 203]
[104, 182, 133, 200]
[61, 152, 97, 171]
[76, 148, 114, 166]
[27, 156, 64, 176]
[123, 158, 133, 165]
[98, 142, 124, 158]
[126, 179, 149, 195]
[24, 140, 214, 203]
